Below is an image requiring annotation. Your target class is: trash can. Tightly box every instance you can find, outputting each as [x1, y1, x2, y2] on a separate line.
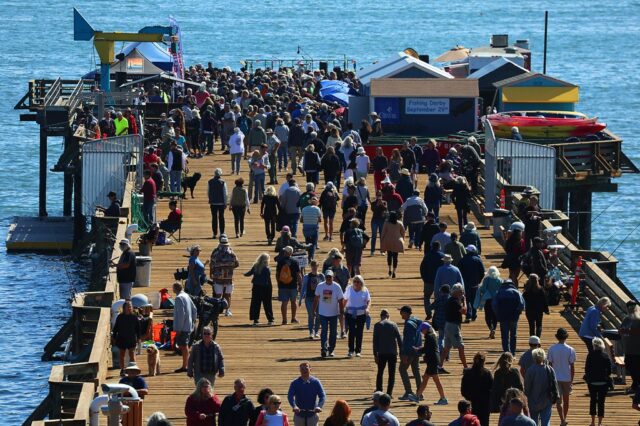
[492, 208, 511, 240]
[135, 256, 152, 287]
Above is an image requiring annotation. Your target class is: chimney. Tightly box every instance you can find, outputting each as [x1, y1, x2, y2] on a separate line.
[514, 39, 530, 50]
[490, 34, 509, 48]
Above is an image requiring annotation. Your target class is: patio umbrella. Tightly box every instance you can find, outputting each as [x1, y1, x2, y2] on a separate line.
[435, 45, 470, 63]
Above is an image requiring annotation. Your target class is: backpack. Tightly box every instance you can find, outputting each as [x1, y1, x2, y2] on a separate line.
[347, 228, 365, 249]
[278, 262, 294, 285]
[298, 192, 312, 209]
[520, 250, 533, 275]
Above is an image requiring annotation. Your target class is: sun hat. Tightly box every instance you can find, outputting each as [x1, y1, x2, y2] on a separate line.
[124, 362, 141, 373]
[442, 254, 453, 262]
[400, 168, 411, 176]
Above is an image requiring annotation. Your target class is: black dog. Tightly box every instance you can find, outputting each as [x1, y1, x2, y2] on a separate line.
[181, 172, 202, 198]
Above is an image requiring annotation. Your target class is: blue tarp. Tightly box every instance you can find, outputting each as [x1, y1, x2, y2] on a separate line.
[319, 80, 358, 107]
[120, 42, 173, 71]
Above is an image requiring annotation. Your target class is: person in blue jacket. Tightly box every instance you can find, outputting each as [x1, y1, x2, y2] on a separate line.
[473, 266, 502, 339]
[579, 297, 611, 353]
[434, 254, 464, 296]
[420, 241, 445, 316]
[492, 279, 525, 355]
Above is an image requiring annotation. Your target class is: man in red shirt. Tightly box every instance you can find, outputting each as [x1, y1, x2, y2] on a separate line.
[160, 200, 182, 233]
[124, 108, 138, 135]
[140, 170, 157, 225]
[144, 147, 160, 171]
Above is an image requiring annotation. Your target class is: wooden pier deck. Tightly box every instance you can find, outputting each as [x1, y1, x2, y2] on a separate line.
[110, 151, 636, 426]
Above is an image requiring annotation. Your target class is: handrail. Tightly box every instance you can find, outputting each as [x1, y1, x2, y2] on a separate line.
[43, 78, 62, 107]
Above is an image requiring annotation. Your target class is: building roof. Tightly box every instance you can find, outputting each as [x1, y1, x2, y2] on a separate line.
[370, 78, 478, 98]
[468, 57, 528, 80]
[358, 52, 453, 86]
[493, 72, 577, 88]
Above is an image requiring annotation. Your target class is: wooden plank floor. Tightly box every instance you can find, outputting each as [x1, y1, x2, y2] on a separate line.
[109, 150, 636, 425]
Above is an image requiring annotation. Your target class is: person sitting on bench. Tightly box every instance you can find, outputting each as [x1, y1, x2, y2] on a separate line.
[160, 200, 182, 233]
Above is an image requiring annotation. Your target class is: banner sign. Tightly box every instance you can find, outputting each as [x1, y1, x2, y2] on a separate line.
[406, 98, 450, 115]
[126, 58, 144, 72]
[374, 97, 400, 124]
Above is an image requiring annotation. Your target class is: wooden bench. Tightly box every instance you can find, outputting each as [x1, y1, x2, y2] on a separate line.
[603, 337, 626, 367]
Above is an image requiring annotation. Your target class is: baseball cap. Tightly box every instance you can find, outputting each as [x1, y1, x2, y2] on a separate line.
[324, 270, 334, 277]
[371, 391, 384, 401]
[529, 336, 541, 345]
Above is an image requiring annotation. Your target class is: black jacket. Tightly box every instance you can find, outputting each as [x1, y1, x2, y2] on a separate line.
[219, 393, 255, 426]
[461, 367, 493, 407]
[585, 350, 612, 384]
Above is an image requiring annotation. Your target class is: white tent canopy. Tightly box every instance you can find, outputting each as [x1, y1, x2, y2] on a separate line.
[358, 52, 453, 86]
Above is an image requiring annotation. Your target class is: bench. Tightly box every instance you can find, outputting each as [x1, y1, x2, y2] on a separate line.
[603, 337, 626, 367]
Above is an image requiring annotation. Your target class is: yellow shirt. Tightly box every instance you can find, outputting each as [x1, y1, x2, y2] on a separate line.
[114, 117, 129, 136]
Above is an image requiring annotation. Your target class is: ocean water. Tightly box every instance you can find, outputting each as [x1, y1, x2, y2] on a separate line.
[1, 0, 639, 422]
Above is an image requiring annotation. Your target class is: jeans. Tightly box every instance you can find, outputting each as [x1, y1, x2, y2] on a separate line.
[169, 170, 182, 193]
[423, 281, 434, 314]
[304, 297, 319, 334]
[289, 146, 303, 173]
[203, 131, 214, 153]
[319, 315, 338, 354]
[268, 154, 277, 183]
[210, 204, 226, 236]
[370, 218, 385, 253]
[399, 355, 422, 395]
[529, 404, 552, 426]
[231, 153, 242, 174]
[408, 222, 424, 245]
[526, 310, 543, 337]
[250, 286, 274, 322]
[264, 216, 277, 241]
[484, 299, 498, 331]
[253, 173, 265, 202]
[346, 313, 366, 353]
[499, 320, 519, 355]
[142, 199, 155, 225]
[288, 212, 300, 238]
[465, 287, 478, 320]
[278, 145, 288, 170]
[302, 224, 319, 260]
[231, 206, 246, 236]
[456, 207, 468, 234]
[426, 201, 440, 222]
[376, 353, 397, 396]
[588, 383, 608, 417]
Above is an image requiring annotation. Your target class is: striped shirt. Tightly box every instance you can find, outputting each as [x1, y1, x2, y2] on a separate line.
[301, 205, 321, 227]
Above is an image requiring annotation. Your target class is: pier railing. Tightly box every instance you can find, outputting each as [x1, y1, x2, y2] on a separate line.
[27, 176, 134, 425]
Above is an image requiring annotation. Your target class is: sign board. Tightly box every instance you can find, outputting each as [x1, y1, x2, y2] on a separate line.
[406, 98, 450, 115]
[126, 58, 145, 73]
[374, 97, 400, 124]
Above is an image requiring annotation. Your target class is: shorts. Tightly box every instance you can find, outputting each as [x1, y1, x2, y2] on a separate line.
[444, 322, 464, 349]
[116, 337, 137, 351]
[175, 331, 190, 347]
[557, 381, 572, 397]
[213, 283, 234, 295]
[425, 356, 440, 375]
[345, 248, 363, 267]
[278, 287, 298, 302]
[322, 209, 336, 220]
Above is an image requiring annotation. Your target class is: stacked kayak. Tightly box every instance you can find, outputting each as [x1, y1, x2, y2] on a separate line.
[485, 111, 607, 139]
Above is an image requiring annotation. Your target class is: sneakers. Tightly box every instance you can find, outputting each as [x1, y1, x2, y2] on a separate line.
[309, 333, 314, 340]
[328, 352, 335, 357]
[174, 367, 187, 373]
[291, 318, 300, 324]
[313, 332, 319, 338]
[398, 393, 416, 401]
[252, 321, 259, 326]
[407, 394, 420, 403]
[268, 321, 275, 326]
[347, 352, 354, 358]
[437, 366, 449, 374]
[321, 351, 327, 358]
[356, 352, 362, 357]
[434, 398, 448, 406]
[225, 309, 233, 317]
[340, 331, 346, 339]
[281, 320, 288, 325]
[489, 329, 495, 339]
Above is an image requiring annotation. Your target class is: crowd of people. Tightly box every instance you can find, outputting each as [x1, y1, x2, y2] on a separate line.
[104, 64, 640, 426]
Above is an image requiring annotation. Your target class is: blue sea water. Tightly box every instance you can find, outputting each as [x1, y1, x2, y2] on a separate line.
[1, 0, 639, 422]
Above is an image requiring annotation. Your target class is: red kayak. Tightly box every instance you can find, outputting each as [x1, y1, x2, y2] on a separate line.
[485, 111, 606, 139]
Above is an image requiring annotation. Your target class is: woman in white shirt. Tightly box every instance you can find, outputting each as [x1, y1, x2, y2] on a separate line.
[344, 275, 371, 357]
[256, 394, 290, 426]
[355, 147, 370, 181]
[229, 127, 245, 175]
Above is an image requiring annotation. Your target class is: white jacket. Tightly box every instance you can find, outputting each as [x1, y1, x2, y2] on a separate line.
[229, 131, 245, 155]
